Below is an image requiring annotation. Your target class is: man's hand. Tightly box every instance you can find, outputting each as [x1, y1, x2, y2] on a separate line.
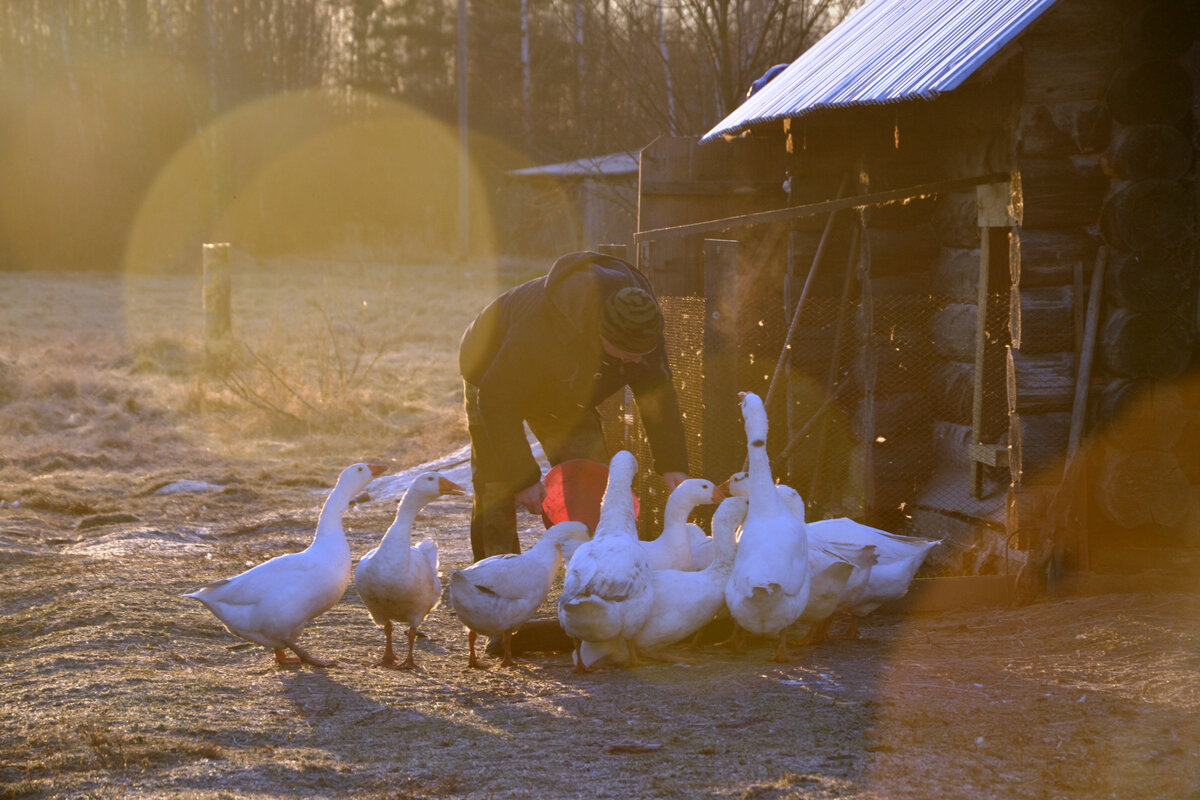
[662, 472, 689, 493]
[515, 481, 548, 515]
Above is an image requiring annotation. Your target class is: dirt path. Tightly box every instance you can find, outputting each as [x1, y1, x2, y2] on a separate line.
[2, 485, 1198, 799]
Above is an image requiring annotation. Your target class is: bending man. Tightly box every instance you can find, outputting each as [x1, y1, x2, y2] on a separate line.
[459, 251, 690, 561]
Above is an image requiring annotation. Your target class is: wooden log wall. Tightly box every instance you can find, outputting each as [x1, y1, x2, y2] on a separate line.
[1004, 0, 1115, 547]
[1007, 0, 1200, 560]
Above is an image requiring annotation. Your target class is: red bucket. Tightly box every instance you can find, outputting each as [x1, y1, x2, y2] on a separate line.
[541, 458, 640, 532]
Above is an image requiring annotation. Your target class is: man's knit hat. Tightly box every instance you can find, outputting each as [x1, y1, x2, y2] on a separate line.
[600, 287, 663, 354]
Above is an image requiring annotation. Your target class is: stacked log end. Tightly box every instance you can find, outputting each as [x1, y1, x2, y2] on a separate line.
[1012, 0, 1200, 562]
[1004, 0, 1117, 551]
[1090, 2, 1200, 560]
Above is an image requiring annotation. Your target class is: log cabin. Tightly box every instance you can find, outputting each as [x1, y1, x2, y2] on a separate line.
[607, 0, 1200, 591]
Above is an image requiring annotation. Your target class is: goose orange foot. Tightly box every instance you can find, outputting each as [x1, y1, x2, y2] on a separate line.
[467, 631, 491, 669]
[280, 643, 335, 668]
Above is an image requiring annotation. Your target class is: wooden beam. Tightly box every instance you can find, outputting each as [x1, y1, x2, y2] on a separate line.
[635, 172, 1009, 241]
[640, 180, 785, 197]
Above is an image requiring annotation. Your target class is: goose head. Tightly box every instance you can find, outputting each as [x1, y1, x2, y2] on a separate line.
[544, 520, 590, 547]
[337, 462, 389, 496]
[718, 471, 750, 499]
[608, 450, 638, 485]
[669, 478, 716, 509]
[720, 470, 805, 520]
[596, 450, 639, 533]
[739, 391, 769, 447]
[403, 472, 467, 505]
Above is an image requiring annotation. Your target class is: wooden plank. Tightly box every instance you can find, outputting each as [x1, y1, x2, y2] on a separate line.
[1011, 228, 1095, 288]
[976, 181, 1014, 227]
[1006, 349, 1075, 414]
[1010, 285, 1075, 354]
[970, 228, 1009, 496]
[635, 172, 1010, 241]
[1016, 156, 1108, 229]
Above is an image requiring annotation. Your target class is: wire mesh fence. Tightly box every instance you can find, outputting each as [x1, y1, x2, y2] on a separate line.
[610, 193, 1013, 548]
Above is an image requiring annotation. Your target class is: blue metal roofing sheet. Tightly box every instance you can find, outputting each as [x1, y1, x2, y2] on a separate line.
[507, 152, 639, 178]
[701, 0, 1059, 143]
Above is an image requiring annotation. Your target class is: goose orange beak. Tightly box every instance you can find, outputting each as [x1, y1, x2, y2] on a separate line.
[712, 480, 730, 502]
[368, 464, 388, 477]
[439, 477, 467, 496]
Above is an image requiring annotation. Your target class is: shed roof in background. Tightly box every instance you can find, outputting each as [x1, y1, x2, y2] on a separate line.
[701, 0, 1059, 143]
[507, 151, 640, 179]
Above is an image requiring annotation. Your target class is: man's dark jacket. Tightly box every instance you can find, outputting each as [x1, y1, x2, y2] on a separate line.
[459, 252, 689, 492]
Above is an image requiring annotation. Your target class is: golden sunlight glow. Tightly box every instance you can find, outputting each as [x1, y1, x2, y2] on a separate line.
[124, 89, 498, 274]
[0, 54, 207, 272]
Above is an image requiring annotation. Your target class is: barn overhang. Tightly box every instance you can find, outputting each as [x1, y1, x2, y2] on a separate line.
[701, 0, 1058, 143]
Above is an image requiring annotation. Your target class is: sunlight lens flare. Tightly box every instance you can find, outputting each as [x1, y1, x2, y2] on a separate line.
[123, 89, 498, 275]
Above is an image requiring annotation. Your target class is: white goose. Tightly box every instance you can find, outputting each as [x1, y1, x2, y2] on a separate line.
[640, 478, 716, 571]
[449, 520, 589, 668]
[816, 519, 939, 637]
[723, 475, 878, 646]
[577, 496, 747, 668]
[724, 392, 810, 662]
[723, 471, 938, 638]
[354, 472, 465, 669]
[557, 450, 654, 671]
[183, 462, 387, 667]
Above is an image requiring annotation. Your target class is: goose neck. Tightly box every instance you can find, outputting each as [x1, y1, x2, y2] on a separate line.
[662, 496, 693, 528]
[746, 447, 778, 501]
[378, 495, 425, 552]
[597, 483, 636, 536]
[313, 486, 354, 548]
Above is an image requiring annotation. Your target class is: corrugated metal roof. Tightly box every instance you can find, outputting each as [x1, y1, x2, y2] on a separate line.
[701, 0, 1058, 143]
[507, 151, 639, 178]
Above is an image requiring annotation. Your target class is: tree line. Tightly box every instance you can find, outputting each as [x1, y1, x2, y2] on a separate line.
[0, 1, 858, 270]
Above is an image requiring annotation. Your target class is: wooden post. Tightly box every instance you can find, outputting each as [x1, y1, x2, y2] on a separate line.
[970, 183, 1012, 497]
[1065, 246, 1108, 468]
[702, 239, 740, 485]
[202, 242, 232, 372]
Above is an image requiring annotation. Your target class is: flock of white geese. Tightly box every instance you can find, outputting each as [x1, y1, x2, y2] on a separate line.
[184, 391, 939, 672]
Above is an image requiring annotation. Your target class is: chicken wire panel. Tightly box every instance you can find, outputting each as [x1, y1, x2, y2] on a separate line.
[860, 285, 1010, 531]
[735, 223, 795, 469]
[786, 219, 1010, 529]
[604, 223, 1011, 535]
[598, 295, 706, 539]
[785, 293, 860, 520]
